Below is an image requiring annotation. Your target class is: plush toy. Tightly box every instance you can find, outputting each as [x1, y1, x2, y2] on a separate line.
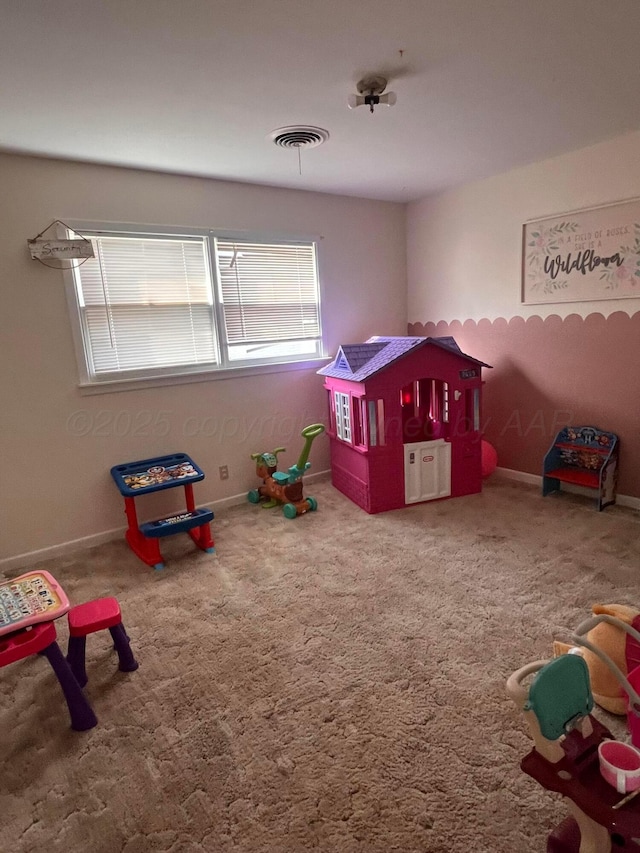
[554, 603, 640, 715]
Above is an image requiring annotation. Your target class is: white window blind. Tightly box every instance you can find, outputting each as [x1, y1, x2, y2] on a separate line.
[216, 240, 320, 359]
[73, 234, 217, 377]
[68, 225, 323, 385]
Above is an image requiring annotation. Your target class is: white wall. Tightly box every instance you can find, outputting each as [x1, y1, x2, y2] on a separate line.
[0, 154, 406, 563]
[407, 129, 640, 323]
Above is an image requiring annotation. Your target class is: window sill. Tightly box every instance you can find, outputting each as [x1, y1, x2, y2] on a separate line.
[326, 432, 372, 455]
[77, 357, 332, 396]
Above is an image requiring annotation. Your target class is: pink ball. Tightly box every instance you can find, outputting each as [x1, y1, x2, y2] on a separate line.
[481, 440, 498, 478]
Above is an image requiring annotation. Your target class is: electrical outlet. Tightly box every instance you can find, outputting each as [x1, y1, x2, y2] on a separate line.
[219, 465, 229, 480]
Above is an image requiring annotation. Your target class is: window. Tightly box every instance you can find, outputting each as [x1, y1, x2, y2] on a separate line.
[368, 400, 378, 446]
[359, 398, 368, 447]
[376, 399, 386, 445]
[442, 382, 450, 423]
[364, 399, 386, 447]
[465, 387, 481, 432]
[352, 397, 365, 447]
[66, 225, 323, 385]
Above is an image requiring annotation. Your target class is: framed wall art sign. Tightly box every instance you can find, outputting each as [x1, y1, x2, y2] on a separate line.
[522, 197, 640, 305]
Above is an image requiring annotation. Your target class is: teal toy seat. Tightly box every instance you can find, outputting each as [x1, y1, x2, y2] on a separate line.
[525, 654, 594, 740]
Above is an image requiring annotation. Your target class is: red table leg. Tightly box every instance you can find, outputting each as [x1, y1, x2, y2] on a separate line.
[184, 483, 215, 552]
[124, 496, 164, 568]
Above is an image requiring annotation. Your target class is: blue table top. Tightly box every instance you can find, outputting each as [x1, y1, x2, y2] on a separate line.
[110, 453, 205, 496]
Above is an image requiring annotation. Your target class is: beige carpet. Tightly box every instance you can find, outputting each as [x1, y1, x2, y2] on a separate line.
[2, 476, 640, 853]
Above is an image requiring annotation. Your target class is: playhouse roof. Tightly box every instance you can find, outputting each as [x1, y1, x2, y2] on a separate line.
[317, 336, 491, 382]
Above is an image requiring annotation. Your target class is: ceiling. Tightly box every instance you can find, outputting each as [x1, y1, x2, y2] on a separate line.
[3, 0, 640, 203]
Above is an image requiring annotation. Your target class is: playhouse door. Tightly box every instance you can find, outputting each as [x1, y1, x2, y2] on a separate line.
[404, 440, 452, 504]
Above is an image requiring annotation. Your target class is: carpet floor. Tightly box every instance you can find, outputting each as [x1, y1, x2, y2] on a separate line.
[2, 476, 639, 853]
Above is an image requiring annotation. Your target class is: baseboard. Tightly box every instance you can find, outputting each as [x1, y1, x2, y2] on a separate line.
[494, 466, 541, 487]
[4, 466, 636, 572]
[495, 466, 640, 511]
[0, 469, 332, 574]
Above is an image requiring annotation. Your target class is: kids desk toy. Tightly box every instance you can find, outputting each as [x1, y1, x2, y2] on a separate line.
[111, 453, 214, 570]
[0, 570, 70, 636]
[0, 570, 97, 731]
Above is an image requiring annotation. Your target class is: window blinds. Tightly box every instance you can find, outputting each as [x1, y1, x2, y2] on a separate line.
[74, 234, 217, 375]
[216, 240, 320, 345]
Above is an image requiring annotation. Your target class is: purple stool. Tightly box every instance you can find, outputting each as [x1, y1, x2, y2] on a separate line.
[66, 597, 138, 688]
[0, 621, 97, 731]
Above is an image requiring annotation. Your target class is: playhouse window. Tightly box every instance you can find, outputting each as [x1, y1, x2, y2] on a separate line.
[358, 398, 368, 446]
[367, 401, 377, 446]
[421, 379, 448, 424]
[465, 387, 480, 432]
[377, 400, 386, 445]
[366, 399, 385, 447]
[402, 380, 449, 442]
[352, 398, 365, 447]
[335, 392, 352, 442]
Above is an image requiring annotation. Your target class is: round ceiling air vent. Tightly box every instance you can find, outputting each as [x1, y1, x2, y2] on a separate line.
[268, 126, 330, 149]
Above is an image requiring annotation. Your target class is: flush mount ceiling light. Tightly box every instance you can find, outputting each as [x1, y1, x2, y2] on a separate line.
[348, 76, 397, 113]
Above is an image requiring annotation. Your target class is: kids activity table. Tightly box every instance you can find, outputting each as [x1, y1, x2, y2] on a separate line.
[0, 570, 97, 730]
[110, 452, 215, 570]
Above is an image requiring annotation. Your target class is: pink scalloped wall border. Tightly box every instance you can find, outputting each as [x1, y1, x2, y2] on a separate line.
[408, 312, 640, 498]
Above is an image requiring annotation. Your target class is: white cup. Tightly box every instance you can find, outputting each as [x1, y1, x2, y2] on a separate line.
[598, 740, 640, 794]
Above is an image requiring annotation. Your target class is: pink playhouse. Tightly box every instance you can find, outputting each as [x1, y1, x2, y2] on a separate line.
[318, 336, 491, 514]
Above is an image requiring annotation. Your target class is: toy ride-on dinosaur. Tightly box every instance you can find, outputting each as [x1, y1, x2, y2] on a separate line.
[247, 423, 325, 518]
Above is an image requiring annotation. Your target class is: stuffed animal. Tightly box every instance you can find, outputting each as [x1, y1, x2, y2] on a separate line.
[554, 603, 640, 715]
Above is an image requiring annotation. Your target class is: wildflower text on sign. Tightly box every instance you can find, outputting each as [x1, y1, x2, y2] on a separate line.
[521, 197, 640, 304]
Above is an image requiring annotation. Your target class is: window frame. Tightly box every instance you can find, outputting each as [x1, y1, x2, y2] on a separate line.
[63, 221, 326, 393]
